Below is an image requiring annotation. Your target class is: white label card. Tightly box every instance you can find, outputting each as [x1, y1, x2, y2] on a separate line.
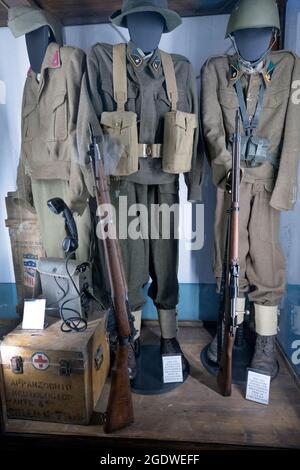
[246, 369, 271, 405]
[162, 354, 183, 384]
[22, 299, 46, 330]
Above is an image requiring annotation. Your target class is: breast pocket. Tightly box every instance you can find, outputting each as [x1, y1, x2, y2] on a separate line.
[218, 89, 239, 110]
[263, 88, 290, 109]
[22, 102, 38, 141]
[48, 93, 68, 142]
[218, 89, 239, 132]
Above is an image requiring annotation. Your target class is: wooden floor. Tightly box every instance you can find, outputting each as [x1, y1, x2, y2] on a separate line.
[3, 324, 300, 449]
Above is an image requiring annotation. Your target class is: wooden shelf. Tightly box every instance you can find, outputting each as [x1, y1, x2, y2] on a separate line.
[1, 325, 300, 449]
[0, 0, 241, 28]
[0, 0, 288, 30]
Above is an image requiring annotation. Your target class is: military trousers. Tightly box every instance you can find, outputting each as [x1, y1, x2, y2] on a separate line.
[31, 179, 91, 261]
[214, 173, 285, 306]
[111, 180, 180, 312]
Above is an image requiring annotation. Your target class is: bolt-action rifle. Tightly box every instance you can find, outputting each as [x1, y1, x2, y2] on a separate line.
[217, 111, 241, 397]
[89, 124, 134, 432]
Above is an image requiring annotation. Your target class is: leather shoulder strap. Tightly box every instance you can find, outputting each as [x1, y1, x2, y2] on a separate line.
[113, 43, 127, 111]
[160, 51, 178, 111]
[234, 77, 266, 136]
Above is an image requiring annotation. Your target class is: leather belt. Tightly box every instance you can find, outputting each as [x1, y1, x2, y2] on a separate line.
[138, 143, 163, 159]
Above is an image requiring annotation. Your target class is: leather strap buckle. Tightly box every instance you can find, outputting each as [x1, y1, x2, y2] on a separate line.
[139, 143, 162, 159]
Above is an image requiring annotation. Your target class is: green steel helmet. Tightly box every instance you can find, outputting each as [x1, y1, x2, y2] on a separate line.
[226, 0, 281, 37]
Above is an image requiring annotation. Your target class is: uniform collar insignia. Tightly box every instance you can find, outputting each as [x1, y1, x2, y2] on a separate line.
[51, 50, 60, 68]
[150, 53, 161, 73]
[43, 43, 61, 70]
[263, 61, 275, 83]
[228, 54, 275, 86]
[127, 42, 161, 73]
[127, 42, 144, 68]
[229, 60, 241, 82]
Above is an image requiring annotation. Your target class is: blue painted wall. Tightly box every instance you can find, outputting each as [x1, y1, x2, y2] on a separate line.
[276, 0, 300, 378]
[0, 284, 18, 319]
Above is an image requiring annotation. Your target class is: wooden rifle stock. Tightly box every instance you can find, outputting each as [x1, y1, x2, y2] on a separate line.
[88, 125, 134, 433]
[104, 344, 134, 433]
[217, 111, 241, 397]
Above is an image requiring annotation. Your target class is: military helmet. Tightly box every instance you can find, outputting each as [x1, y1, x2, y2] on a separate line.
[110, 0, 182, 33]
[8, 5, 63, 45]
[226, 0, 280, 36]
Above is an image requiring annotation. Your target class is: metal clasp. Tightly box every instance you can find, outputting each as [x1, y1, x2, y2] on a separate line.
[59, 359, 72, 376]
[146, 145, 152, 157]
[94, 346, 104, 371]
[11, 356, 23, 374]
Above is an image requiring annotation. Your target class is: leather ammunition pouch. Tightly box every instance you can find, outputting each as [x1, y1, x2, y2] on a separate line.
[102, 44, 197, 177]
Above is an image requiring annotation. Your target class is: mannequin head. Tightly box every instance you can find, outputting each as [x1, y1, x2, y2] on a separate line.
[26, 25, 54, 74]
[226, 0, 280, 66]
[126, 11, 165, 53]
[234, 27, 274, 63]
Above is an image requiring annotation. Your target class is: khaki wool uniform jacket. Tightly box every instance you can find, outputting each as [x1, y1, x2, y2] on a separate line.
[201, 50, 300, 212]
[77, 42, 202, 201]
[17, 42, 88, 215]
[77, 42, 202, 311]
[16, 43, 91, 260]
[201, 50, 300, 306]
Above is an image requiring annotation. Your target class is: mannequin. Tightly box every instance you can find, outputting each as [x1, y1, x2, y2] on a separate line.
[127, 12, 165, 53]
[25, 25, 54, 74]
[124, 11, 167, 347]
[77, 0, 201, 381]
[201, 0, 300, 379]
[8, 5, 91, 264]
[233, 27, 274, 64]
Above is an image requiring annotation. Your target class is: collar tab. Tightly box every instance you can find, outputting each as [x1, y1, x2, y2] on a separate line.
[151, 54, 161, 73]
[128, 43, 144, 68]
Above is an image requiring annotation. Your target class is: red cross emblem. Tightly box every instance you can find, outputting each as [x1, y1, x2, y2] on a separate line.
[32, 352, 50, 371]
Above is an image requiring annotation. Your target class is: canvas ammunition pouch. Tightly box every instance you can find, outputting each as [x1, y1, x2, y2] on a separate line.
[233, 78, 279, 169]
[160, 51, 198, 174]
[101, 44, 197, 177]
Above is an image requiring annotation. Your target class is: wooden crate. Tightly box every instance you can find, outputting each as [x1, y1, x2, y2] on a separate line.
[5, 192, 45, 309]
[0, 314, 110, 425]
